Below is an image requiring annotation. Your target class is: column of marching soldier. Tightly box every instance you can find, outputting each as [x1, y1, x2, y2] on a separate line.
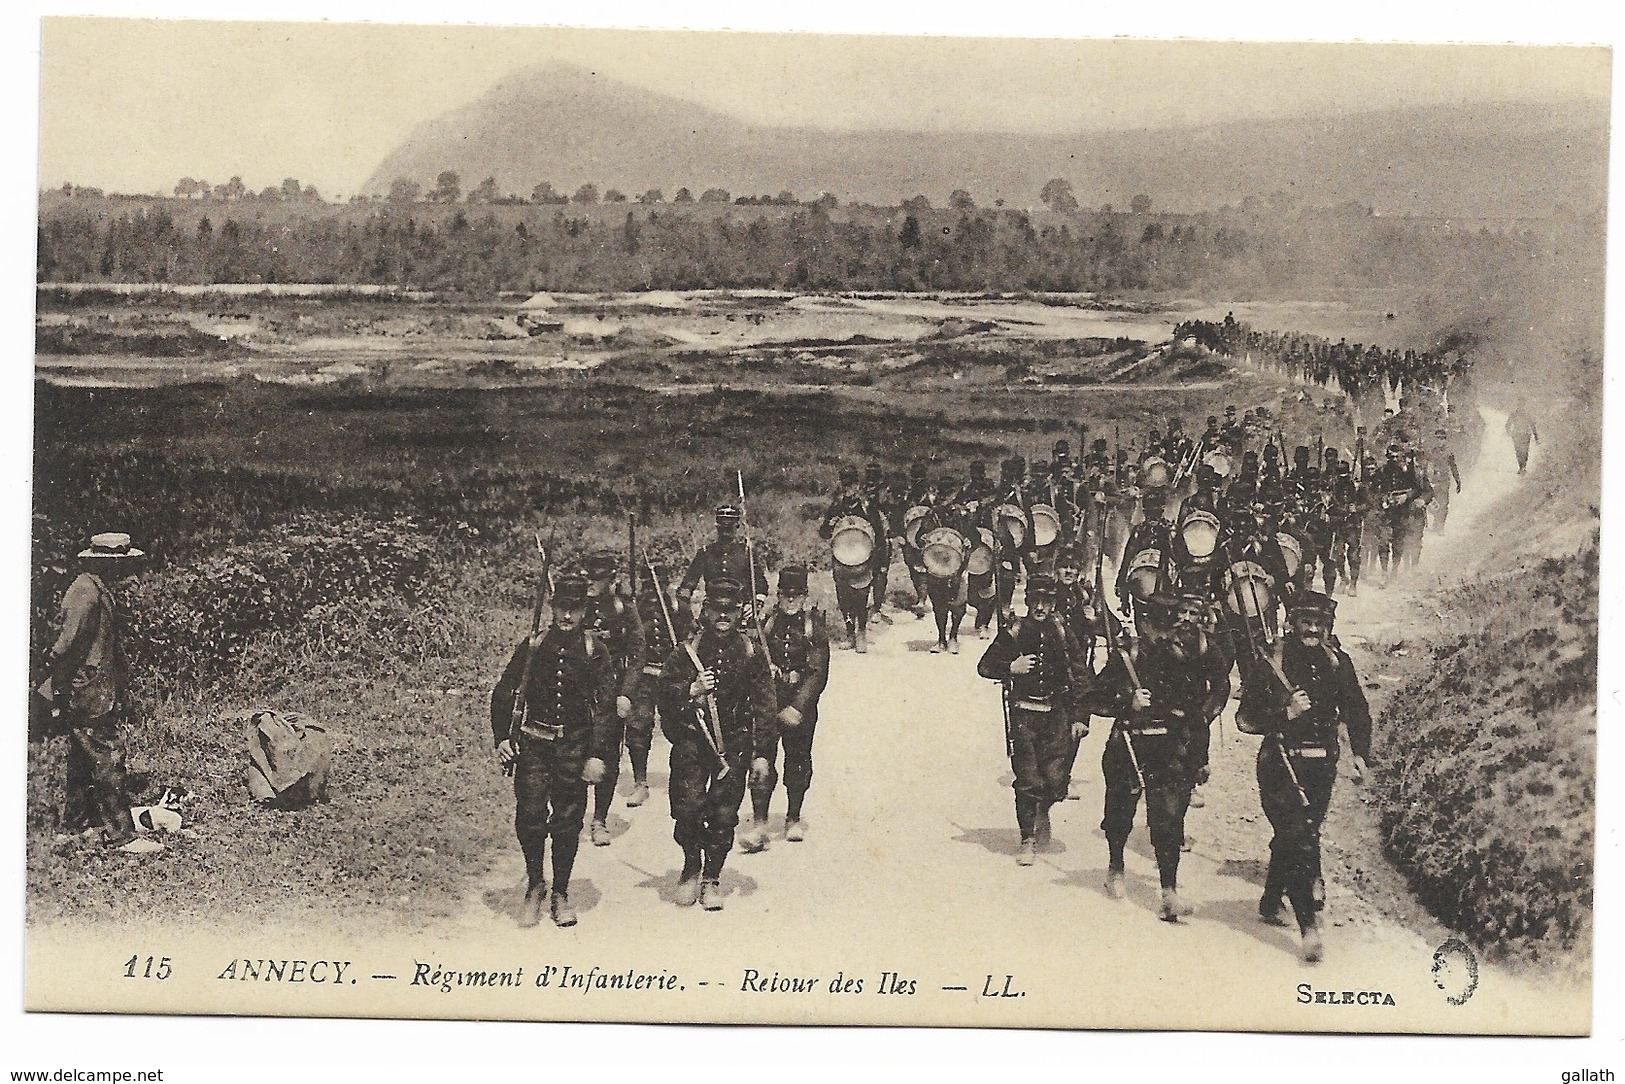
[486, 361, 1473, 966]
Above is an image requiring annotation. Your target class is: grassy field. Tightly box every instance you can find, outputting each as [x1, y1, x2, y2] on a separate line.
[30, 352, 1272, 929]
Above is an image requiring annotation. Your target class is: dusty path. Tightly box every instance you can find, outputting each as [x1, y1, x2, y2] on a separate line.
[427, 405, 1580, 1031]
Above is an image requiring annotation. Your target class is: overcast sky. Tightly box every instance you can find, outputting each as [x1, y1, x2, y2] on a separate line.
[35, 15, 1613, 198]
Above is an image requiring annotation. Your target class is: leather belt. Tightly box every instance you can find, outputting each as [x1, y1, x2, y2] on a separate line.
[1013, 699, 1053, 712]
[520, 721, 565, 742]
[1126, 725, 1169, 736]
[1287, 745, 1330, 758]
[642, 664, 665, 677]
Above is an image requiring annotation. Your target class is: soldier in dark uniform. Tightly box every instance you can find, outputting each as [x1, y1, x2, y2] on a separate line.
[1423, 427, 1463, 528]
[1053, 544, 1101, 801]
[1505, 407, 1539, 475]
[976, 574, 1094, 866]
[1369, 444, 1428, 582]
[1325, 461, 1365, 596]
[1085, 590, 1229, 921]
[901, 462, 934, 617]
[1239, 592, 1371, 963]
[741, 565, 831, 850]
[987, 456, 1035, 627]
[625, 562, 686, 809]
[657, 578, 777, 910]
[821, 465, 888, 652]
[923, 477, 976, 653]
[581, 551, 646, 847]
[1219, 405, 1245, 450]
[1116, 488, 1172, 611]
[678, 504, 769, 618]
[861, 462, 897, 625]
[492, 574, 618, 928]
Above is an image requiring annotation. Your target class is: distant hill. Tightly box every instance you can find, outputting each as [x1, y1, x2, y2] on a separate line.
[367, 62, 1609, 217]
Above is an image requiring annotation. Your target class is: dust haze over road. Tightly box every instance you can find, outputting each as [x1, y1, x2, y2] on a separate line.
[437, 405, 1585, 1032]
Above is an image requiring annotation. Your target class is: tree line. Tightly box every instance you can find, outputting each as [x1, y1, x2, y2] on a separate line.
[37, 190, 1550, 296]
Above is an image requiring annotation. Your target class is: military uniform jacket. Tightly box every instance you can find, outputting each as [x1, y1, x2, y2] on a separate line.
[47, 572, 127, 720]
[1370, 462, 1429, 517]
[636, 590, 685, 676]
[679, 539, 769, 600]
[1239, 638, 1372, 760]
[763, 606, 831, 714]
[657, 631, 778, 762]
[976, 614, 1093, 715]
[585, 590, 646, 700]
[490, 628, 618, 758]
[1084, 635, 1230, 731]
[1055, 581, 1102, 661]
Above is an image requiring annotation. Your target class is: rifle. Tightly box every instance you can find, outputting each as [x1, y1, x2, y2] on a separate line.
[505, 529, 554, 776]
[627, 513, 638, 601]
[1096, 506, 1145, 795]
[645, 548, 679, 652]
[682, 638, 731, 777]
[734, 469, 774, 659]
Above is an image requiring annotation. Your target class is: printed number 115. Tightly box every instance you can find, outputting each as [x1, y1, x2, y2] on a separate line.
[124, 954, 172, 980]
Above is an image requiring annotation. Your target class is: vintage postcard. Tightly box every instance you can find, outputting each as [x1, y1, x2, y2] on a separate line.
[24, 17, 1605, 1035]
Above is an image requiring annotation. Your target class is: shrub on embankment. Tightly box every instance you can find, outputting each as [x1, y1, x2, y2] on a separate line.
[1371, 531, 1597, 969]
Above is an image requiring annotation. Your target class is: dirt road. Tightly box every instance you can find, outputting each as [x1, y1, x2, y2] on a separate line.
[424, 406, 1581, 1031]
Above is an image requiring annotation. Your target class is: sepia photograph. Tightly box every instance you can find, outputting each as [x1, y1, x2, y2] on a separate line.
[15, 6, 1612, 1051]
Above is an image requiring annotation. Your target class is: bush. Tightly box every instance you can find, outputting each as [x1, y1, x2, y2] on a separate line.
[1371, 537, 1597, 965]
[122, 515, 446, 698]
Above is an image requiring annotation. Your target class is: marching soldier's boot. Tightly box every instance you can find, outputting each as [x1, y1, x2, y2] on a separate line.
[931, 640, 945, 654]
[1016, 839, 1037, 866]
[1299, 915, 1325, 964]
[739, 817, 770, 853]
[1104, 869, 1127, 899]
[550, 891, 577, 928]
[1158, 887, 1192, 923]
[519, 881, 548, 928]
[627, 781, 650, 808]
[1034, 804, 1052, 846]
[701, 880, 726, 912]
[674, 847, 703, 907]
[854, 626, 868, 654]
[590, 819, 612, 847]
[949, 635, 960, 654]
[1188, 784, 1206, 809]
[785, 788, 808, 841]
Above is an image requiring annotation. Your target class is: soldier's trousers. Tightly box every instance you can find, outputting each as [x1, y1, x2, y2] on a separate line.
[1101, 727, 1190, 890]
[834, 579, 871, 632]
[1010, 706, 1070, 839]
[514, 740, 588, 892]
[1432, 485, 1452, 528]
[871, 540, 892, 613]
[925, 573, 967, 643]
[63, 712, 138, 846]
[994, 561, 1018, 625]
[1305, 536, 1336, 594]
[968, 572, 998, 630]
[1398, 509, 1426, 569]
[599, 672, 659, 812]
[1257, 741, 1337, 933]
[669, 741, 750, 878]
[1331, 524, 1362, 590]
[750, 703, 819, 822]
[903, 547, 929, 609]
